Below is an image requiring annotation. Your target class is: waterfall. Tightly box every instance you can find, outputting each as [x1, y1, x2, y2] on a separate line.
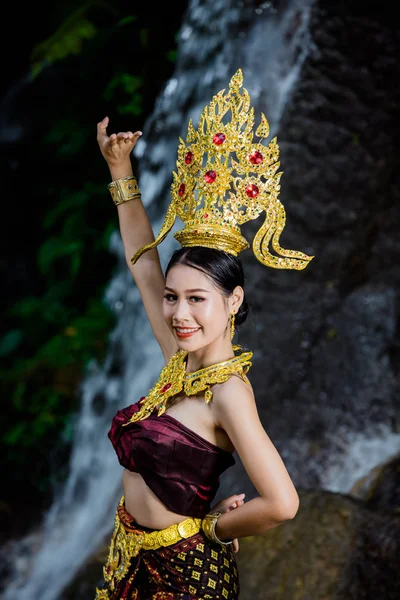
[320, 425, 400, 494]
[1, 1, 318, 598]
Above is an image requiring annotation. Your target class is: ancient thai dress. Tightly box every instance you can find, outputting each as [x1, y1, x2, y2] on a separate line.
[95, 346, 252, 600]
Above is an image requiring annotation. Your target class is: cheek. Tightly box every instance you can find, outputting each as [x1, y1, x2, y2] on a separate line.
[200, 300, 226, 325]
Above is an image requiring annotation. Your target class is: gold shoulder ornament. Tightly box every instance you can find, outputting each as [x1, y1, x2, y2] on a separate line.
[131, 68, 314, 270]
[122, 345, 253, 425]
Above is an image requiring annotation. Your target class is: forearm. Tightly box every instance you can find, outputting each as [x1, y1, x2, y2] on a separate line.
[108, 160, 159, 266]
[215, 496, 290, 540]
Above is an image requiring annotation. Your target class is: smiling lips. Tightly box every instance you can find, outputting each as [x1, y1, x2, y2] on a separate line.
[174, 327, 201, 338]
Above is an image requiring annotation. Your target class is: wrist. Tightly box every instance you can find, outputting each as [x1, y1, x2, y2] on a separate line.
[108, 176, 141, 206]
[201, 511, 233, 546]
[108, 160, 133, 181]
[214, 513, 231, 542]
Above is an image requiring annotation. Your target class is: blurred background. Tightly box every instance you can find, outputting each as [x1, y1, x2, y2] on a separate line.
[1, 0, 399, 599]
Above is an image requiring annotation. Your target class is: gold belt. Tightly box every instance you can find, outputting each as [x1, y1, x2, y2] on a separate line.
[100, 496, 202, 592]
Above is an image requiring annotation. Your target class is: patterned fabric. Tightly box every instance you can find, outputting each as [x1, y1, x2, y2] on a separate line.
[108, 401, 235, 517]
[95, 500, 239, 600]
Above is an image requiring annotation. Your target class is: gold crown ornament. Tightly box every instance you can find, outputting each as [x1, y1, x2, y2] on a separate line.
[131, 69, 314, 270]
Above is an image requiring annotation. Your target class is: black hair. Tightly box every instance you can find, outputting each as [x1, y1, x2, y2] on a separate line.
[165, 246, 249, 327]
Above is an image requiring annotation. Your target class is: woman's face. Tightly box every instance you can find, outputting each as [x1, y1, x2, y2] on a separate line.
[163, 264, 238, 350]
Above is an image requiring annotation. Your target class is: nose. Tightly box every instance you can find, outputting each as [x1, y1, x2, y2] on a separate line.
[172, 299, 190, 323]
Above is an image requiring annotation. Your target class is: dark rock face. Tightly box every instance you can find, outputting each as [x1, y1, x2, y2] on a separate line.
[224, 2, 400, 596]
[352, 452, 400, 513]
[232, 0, 400, 494]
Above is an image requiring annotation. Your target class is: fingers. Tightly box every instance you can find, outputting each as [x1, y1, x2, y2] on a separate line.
[109, 132, 118, 147]
[227, 493, 245, 511]
[212, 493, 246, 514]
[117, 132, 130, 141]
[97, 116, 109, 141]
[122, 131, 143, 143]
[227, 499, 245, 511]
[96, 117, 143, 149]
[233, 538, 239, 553]
[112, 131, 143, 147]
[123, 131, 134, 144]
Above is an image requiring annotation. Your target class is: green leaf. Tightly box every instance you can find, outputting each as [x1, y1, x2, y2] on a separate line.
[38, 238, 82, 276]
[103, 73, 143, 101]
[118, 97, 143, 116]
[9, 298, 41, 318]
[12, 382, 28, 411]
[117, 15, 137, 27]
[43, 193, 85, 229]
[4, 422, 26, 446]
[30, 7, 98, 79]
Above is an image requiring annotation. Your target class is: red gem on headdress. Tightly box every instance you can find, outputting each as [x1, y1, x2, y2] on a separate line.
[194, 230, 198, 234]
[204, 213, 209, 218]
[185, 152, 194, 164]
[213, 132, 226, 145]
[178, 183, 186, 196]
[204, 170, 216, 183]
[249, 150, 263, 165]
[245, 184, 259, 197]
[161, 383, 172, 393]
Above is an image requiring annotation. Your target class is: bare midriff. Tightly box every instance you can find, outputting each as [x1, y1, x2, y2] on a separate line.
[123, 469, 190, 529]
[122, 392, 234, 529]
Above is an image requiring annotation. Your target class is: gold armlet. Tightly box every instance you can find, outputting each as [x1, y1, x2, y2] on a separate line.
[108, 176, 141, 206]
[201, 511, 233, 546]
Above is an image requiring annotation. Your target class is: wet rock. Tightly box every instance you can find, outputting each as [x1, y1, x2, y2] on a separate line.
[351, 452, 400, 513]
[236, 489, 400, 599]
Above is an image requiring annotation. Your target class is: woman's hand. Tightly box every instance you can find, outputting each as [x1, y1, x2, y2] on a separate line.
[96, 116, 142, 168]
[211, 493, 245, 553]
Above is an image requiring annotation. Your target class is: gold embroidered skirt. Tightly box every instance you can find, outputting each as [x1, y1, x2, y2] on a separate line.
[95, 496, 239, 599]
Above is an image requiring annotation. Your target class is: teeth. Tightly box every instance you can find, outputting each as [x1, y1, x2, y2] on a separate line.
[176, 328, 199, 333]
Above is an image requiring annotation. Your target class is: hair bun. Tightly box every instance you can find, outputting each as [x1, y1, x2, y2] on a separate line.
[235, 299, 249, 327]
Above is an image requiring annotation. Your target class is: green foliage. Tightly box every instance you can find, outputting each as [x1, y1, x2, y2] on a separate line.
[104, 73, 144, 115]
[1, 0, 185, 518]
[30, 3, 98, 79]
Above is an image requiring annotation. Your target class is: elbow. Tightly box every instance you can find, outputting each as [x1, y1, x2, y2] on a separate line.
[271, 493, 300, 522]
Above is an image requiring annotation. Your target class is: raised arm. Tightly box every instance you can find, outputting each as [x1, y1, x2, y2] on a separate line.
[97, 117, 178, 362]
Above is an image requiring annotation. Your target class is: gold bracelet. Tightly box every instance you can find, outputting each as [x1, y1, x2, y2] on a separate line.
[201, 511, 233, 546]
[108, 176, 141, 206]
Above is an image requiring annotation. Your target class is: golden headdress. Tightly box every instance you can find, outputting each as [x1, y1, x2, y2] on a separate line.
[131, 69, 314, 270]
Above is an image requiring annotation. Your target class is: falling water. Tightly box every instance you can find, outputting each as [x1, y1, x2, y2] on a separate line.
[0, 1, 325, 598]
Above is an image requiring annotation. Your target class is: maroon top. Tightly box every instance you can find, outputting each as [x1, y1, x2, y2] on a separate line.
[108, 401, 235, 518]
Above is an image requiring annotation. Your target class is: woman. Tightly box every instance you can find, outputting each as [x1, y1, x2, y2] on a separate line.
[94, 70, 313, 600]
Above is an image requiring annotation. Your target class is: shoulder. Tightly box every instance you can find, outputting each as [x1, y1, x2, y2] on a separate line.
[210, 372, 256, 427]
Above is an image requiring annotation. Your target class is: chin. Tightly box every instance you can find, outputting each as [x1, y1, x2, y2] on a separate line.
[176, 336, 205, 352]
[177, 338, 202, 350]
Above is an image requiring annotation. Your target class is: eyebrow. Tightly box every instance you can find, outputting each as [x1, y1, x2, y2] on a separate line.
[164, 287, 210, 293]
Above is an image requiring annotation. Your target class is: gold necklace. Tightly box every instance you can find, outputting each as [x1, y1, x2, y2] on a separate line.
[122, 344, 253, 425]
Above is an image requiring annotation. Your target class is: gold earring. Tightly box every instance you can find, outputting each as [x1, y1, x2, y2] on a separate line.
[230, 312, 236, 340]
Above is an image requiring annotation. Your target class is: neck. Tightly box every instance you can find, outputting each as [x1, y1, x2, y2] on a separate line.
[185, 335, 235, 372]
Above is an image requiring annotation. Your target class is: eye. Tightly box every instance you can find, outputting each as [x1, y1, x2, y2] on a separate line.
[164, 293, 177, 301]
[189, 296, 204, 302]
